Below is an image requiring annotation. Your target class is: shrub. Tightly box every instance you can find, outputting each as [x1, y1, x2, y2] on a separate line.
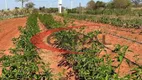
[112, 0, 132, 9]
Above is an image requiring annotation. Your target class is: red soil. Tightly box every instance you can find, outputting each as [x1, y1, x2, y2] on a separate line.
[0, 17, 27, 54]
[73, 20, 142, 76]
[0, 17, 27, 75]
[35, 21, 87, 79]
[31, 19, 142, 77]
[31, 24, 102, 54]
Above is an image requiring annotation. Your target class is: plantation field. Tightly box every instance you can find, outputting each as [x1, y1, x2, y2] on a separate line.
[32, 14, 142, 79]
[0, 13, 142, 79]
[0, 17, 27, 75]
[0, 18, 27, 52]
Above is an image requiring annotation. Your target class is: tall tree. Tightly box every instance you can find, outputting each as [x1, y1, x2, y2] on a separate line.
[95, 1, 106, 8]
[25, 2, 35, 9]
[16, 0, 29, 8]
[113, 0, 132, 8]
[87, 0, 96, 10]
[132, 0, 142, 5]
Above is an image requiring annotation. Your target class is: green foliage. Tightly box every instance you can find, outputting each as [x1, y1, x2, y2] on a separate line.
[61, 14, 142, 29]
[95, 1, 106, 8]
[38, 14, 62, 29]
[72, 44, 131, 80]
[87, 0, 96, 10]
[54, 30, 79, 51]
[113, 45, 129, 67]
[0, 14, 53, 79]
[54, 29, 103, 53]
[85, 9, 138, 16]
[87, 0, 106, 10]
[70, 8, 142, 16]
[53, 28, 136, 79]
[71, 54, 115, 80]
[67, 9, 79, 14]
[39, 7, 58, 13]
[25, 2, 35, 9]
[50, 20, 142, 79]
[112, 0, 132, 9]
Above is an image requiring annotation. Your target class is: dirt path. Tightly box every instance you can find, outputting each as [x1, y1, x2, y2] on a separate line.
[0, 17, 27, 55]
[73, 20, 142, 42]
[0, 17, 27, 75]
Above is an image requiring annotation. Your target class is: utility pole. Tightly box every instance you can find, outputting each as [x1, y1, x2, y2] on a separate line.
[4, 0, 8, 10]
[58, 0, 62, 13]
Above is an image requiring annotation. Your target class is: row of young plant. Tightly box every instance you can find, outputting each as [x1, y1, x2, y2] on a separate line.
[37, 14, 142, 79]
[53, 28, 103, 53]
[34, 13, 142, 79]
[50, 28, 142, 80]
[60, 14, 142, 29]
[38, 14, 63, 29]
[0, 14, 53, 79]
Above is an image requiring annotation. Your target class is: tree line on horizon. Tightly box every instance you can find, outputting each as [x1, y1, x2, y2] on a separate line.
[1, 0, 142, 13]
[87, 0, 142, 10]
[15, 0, 142, 9]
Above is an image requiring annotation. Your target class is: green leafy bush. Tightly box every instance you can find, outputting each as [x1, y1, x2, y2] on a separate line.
[0, 13, 53, 80]
[52, 28, 142, 80]
[61, 14, 142, 28]
[39, 14, 62, 29]
[53, 29, 103, 53]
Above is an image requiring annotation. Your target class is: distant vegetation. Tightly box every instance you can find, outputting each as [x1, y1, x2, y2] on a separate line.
[0, 0, 142, 79]
[64, 0, 142, 29]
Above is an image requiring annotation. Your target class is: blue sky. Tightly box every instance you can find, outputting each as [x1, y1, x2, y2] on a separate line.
[0, 0, 110, 10]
